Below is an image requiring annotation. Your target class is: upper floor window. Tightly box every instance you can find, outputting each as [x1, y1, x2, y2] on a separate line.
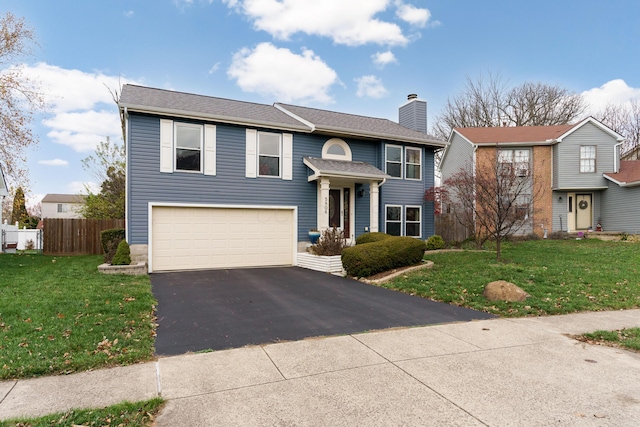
[385, 145, 403, 178]
[175, 123, 203, 172]
[258, 132, 281, 177]
[580, 146, 596, 173]
[405, 147, 422, 180]
[57, 203, 67, 213]
[498, 148, 530, 177]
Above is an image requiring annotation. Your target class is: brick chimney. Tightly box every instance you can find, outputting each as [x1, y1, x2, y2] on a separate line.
[399, 94, 427, 133]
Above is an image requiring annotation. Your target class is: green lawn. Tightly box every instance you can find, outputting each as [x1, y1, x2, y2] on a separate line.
[381, 239, 640, 317]
[577, 328, 640, 352]
[0, 398, 164, 427]
[0, 254, 156, 380]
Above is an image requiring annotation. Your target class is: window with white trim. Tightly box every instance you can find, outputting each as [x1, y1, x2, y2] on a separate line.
[405, 206, 421, 237]
[498, 148, 530, 177]
[405, 147, 422, 180]
[580, 145, 596, 173]
[175, 123, 203, 172]
[385, 145, 402, 178]
[258, 132, 281, 177]
[385, 205, 402, 236]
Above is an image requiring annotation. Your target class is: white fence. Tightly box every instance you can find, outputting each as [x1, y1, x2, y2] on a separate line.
[1, 222, 43, 252]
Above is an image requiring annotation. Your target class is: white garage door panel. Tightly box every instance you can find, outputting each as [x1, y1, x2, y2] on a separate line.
[152, 206, 294, 271]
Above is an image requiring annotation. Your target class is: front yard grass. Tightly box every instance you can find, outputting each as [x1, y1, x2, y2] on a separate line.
[0, 254, 156, 380]
[0, 398, 164, 427]
[381, 239, 640, 317]
[575, 328, 640, 353]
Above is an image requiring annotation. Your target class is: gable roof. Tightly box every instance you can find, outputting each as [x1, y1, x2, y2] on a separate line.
[453, 124, 575, 145]
[119, 85, 445, 147]
[303, 157, 389, 182]
[41, 194, 87, 204]
[452, 117, 624, 146]
[603, 161, 640, 187]
[0, 164, 8, 197]
[276, 103, 444, 146]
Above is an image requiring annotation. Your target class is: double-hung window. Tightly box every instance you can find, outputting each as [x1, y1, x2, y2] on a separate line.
[385, 205, 422, 237]
[258, 132, 281, 177]
[385, 206, 402, 236]
[405, 206, 421, 237]
[498, 149, 529, 177]
[580, 146, 596, 173]
[405, 147, 421, 180]
[385, 145, 402, 178]
[175, 123, 203, 172]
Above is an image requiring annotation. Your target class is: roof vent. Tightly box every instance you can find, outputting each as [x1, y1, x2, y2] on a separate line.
[407, 93, 418, 100]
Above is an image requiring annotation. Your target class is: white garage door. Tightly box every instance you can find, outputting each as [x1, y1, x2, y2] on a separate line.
[151, 206, 295, 272]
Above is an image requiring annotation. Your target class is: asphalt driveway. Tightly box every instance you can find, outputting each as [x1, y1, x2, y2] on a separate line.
[151, 267, 495, 356]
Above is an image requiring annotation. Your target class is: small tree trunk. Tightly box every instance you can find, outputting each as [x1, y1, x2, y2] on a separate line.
[496, 237, 502, 261]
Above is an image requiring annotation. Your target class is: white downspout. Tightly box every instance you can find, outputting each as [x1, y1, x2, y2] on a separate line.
[614, 142, 623, 173]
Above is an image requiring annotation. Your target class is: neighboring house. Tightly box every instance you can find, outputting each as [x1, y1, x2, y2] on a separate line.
[440, 117, 639, 235]
[621, 145, 640, 161]
[119, 85, 445, 272]
[41, 194, 86, 219]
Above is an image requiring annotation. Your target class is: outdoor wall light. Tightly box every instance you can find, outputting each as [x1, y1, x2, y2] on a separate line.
[358, 189, 366, 197]
[558, 196, 563, 202]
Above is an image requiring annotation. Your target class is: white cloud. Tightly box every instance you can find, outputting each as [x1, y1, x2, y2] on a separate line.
[224, 0, 408, 46]
[372, 50, 397, 68]
[355, 75, 388, 99]
[208, 62, 221, 74]
[395, 1, 430, 27]
[228, 42, 339, 103]
[68, 181, 100, 195]
[38, 159, 69, 167]
[124, 10, 134, 18]
[582, 79, 640, 114]
[15, 63, 137, 152]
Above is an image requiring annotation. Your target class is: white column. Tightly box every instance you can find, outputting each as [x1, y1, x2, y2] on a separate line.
[319, 177, 330, 230]
[369, 181, 379, 232]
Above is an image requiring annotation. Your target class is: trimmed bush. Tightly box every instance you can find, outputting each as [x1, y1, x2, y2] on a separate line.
[342, 236, 425, 278]
[111, 239, 132, 265]
[355, 232, 393, 245]
[425, 235, 445, 250]
[100, 228, 125, 264]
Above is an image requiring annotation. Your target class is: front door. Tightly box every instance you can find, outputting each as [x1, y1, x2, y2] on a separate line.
[575, 194, 592, 230]
[329, 189, 341, 228]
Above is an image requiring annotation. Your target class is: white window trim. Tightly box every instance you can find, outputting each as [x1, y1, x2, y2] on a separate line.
[174, 122, 204, 173]
[258, 131, 282, 178]
[385, 204, 402, 235]
[579, 145, 596, 173]
[385, 145, 403, 179]
[322, 138, 352, 161]
[405, 147, 422, 181]
[405, 205, 422, 238]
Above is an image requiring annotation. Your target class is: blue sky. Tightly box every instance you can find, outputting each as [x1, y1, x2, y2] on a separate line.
[2, 0, 640, 206]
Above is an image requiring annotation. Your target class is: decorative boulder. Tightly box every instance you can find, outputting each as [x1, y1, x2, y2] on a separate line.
[483, 280, 529, 302]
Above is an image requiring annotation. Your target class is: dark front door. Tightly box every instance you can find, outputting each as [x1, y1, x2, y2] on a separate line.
[329, 189, 341, 228]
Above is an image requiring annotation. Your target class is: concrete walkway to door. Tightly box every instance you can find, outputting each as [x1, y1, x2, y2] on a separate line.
[150, 267, 495, 356]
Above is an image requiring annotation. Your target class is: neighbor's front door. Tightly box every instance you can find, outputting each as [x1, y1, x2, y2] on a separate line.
[575, 194, 592, 230]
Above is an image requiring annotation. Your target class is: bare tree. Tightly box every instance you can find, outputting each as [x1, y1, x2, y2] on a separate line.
[0, 12, 46, 186]
[432, 73, 587, 141]
[443, 152, 543, 261]
[594, 100, 640, 159]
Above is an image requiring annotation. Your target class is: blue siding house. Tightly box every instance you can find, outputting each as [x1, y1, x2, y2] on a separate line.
[119, 86, 445, 272]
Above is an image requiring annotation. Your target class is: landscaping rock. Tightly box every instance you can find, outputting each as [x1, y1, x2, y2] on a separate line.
[483, 280, 529, 302]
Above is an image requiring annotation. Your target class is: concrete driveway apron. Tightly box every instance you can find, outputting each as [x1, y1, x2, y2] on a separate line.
[151, 266, 495, 355]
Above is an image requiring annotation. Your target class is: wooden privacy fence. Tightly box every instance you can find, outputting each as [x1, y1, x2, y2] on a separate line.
[43, 218, 125, 256]
[435, 213, 471, 243]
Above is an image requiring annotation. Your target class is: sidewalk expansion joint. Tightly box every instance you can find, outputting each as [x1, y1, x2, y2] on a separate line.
[0, 381, 18, 406]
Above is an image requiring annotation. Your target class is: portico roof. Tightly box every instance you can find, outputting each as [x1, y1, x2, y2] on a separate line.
[303, 157, 390, 183]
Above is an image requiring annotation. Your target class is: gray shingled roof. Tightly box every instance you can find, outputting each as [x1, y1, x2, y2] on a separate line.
[119, 85, 309, 131]
[303, 157, 389, 181]
[119, 85, 446, 147]
[277, 103, 444, 146]
[41, 194, 87, 204]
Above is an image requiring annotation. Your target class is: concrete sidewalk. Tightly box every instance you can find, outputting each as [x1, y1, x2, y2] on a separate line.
[1, 309, 639, 426]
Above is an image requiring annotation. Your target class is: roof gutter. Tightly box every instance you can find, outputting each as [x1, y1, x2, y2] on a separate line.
[119, 103, 313, 133]
[313, 125, 447, 147]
